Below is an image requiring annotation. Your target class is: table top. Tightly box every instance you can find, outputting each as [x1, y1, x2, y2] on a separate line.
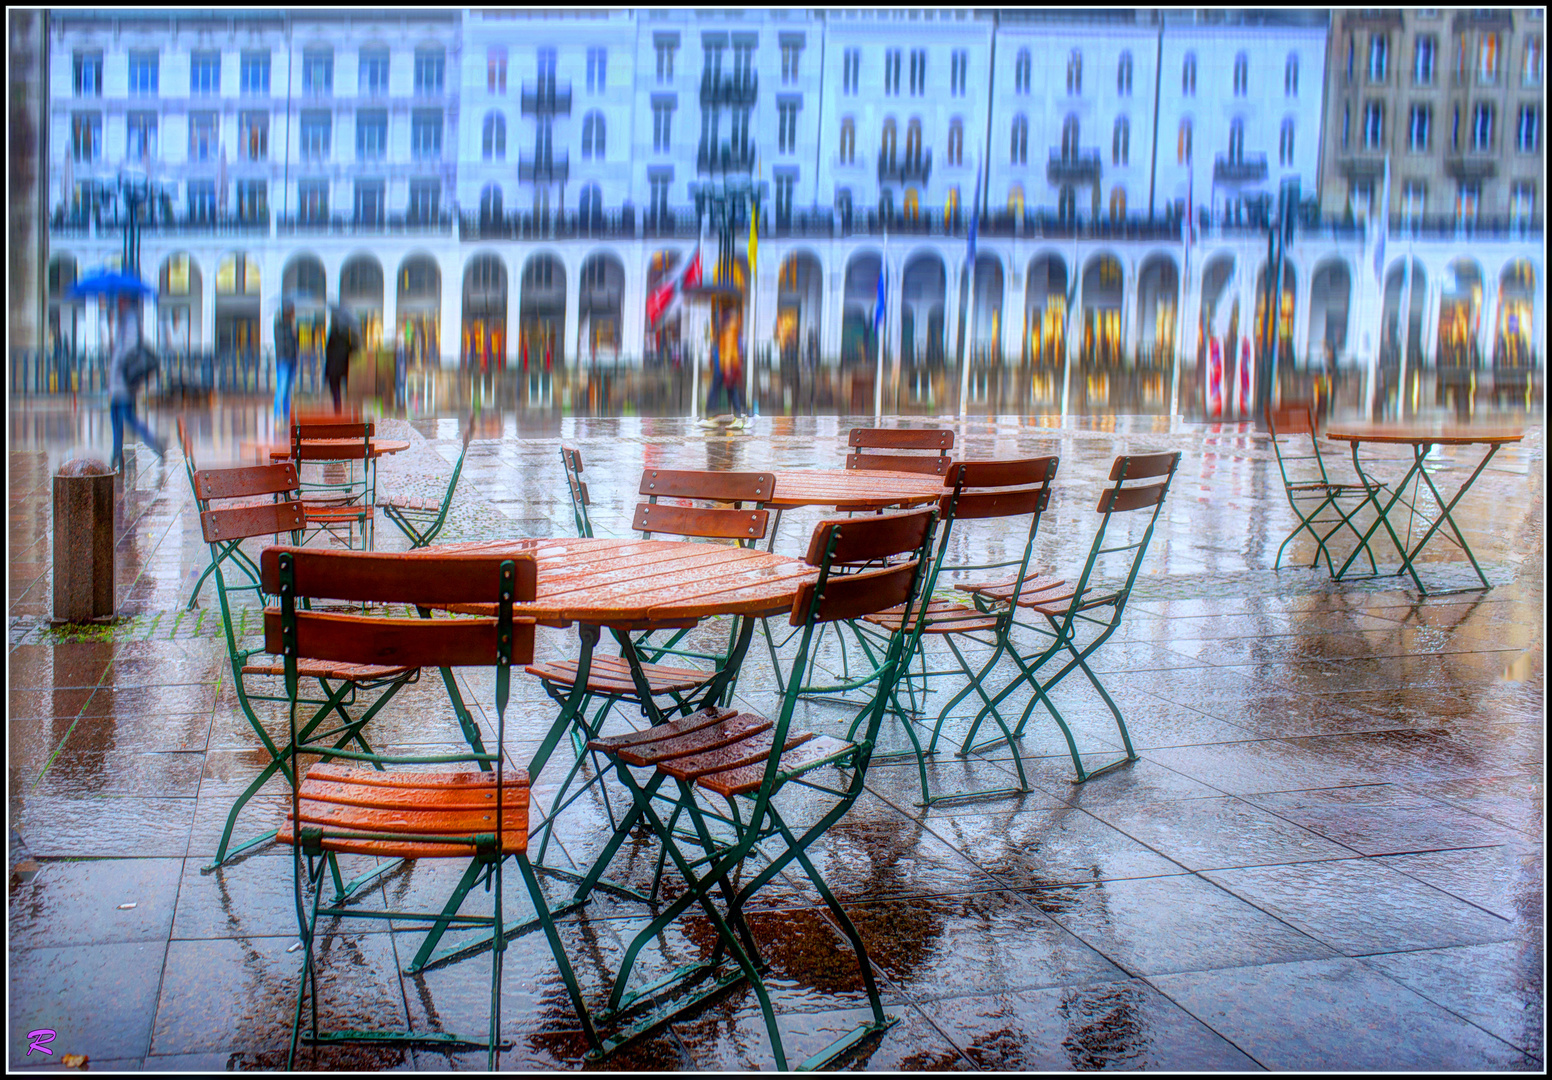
[1325, 425, 1525, 447]
[767, 468, 945, 510]
[255, 438, 411, 460]
[427, 536, 817, 628]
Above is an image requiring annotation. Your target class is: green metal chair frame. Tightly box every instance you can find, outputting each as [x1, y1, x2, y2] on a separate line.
[560, 445, 594, 538]
[954, 452, 1183, 782]
[1265, 403, 1382, 576]
[290, 419, 376, 551]
[567, 507, 937, 1068]
[178, 417, 262, 610]
[266, 547, 598, 1068]
[195, 464, 422, 872]
[378, 415, 476, 549]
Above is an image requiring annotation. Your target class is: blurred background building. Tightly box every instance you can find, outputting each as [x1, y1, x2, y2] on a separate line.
[28, 7, 1545, 388]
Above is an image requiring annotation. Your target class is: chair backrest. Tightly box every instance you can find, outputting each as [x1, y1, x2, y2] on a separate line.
[1062, 451, 1182, 632]
[194, 463, 305, 656]
[634, 468, 774, 543]
[292, 420, 373, 461]
[560, 445, 593, 538]
[1264, 403, 1331, 485]
[846, 426, 956, 476]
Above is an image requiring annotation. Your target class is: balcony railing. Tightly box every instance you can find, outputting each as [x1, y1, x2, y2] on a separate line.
[1444, 151, 1498, 181]
[459, 207, 638, 241]
[276, 212, 452, 235]
[1335, 150, 1387, 181]
[878, 150, 932, 185]
[1047, 149, 1102, 186]
[519, 152, 570, 183]
[643, 208, 700, 239]
[1213, 153, 1269, 185]
[696, 141, 757, 174]
[50, 208, 271, 236]
[520, 81, 572, 115]
[699, 71, 758, 106]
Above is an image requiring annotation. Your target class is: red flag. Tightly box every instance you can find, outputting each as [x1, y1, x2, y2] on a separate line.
[647, 248, 702, 329]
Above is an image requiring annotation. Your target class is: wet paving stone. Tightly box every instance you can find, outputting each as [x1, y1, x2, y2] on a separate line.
[1086, 795, 1360, 870]
[9, 940, 168, 1069]
[1359, 940, 1545, 1056]
[10, 857, 183, 948]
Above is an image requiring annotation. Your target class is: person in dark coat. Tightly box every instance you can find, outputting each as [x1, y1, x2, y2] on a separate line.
[324, 307, 357, 413]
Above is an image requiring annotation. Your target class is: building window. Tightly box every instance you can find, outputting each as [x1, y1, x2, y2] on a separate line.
[1369, 34, 1388, 82]
[656, 40, 676, 84]
[484, 111, 507, 160]
[1363, 101, 1385, 148]
[408, 179, 440, 223]
[1118, 51, 1133, 95]
[1472, 102, 1494, 150]
[1456, 181, 1480, 222]
[1342, 103, 1351, 148]
[414, 48, 445, 94]
[1066, 49, 1082, 95]
[488, 47, 507, 93]
[303, 49, 332, 95]
[839, 116, 855, 163]
[885, 49, 901, 95]
[1525, 36, 1543, 86]
[1010, 183, 1026, 217]
[1233, 52, 1248, 95]
[299, 111, 330, 161]
[1285, 53, 1298, 95]
[1109, 186, 1126, 222]
[905, 117, 923, 162]
[1056, 184, 1074, 222]
[129, 51, 159, 96]
[951, 49, 967, 96]
[944, 185, 959, 224]
[881, 117, 897, 163]
[649, 175, 670, 220]
[479, 182, 504, 224]
[1408, 104, 1431, 151]
[733, 42, 754, 84]
[1452, 103, 1461, 149]
[190, 50, 220, 95]
[298, 180, 329, 223]
[1011, 114, 1028, 164]
[1112, 116, 1129, 165]
[241, 111, 269, 160]
[1182, 52, 1196, 95]
[1279, 119, 1295, 165]
[1061, 115, 1080, 160]
[1478, 33, 1499, 84]
[1350, 178, 1374, 217]
[73, 51, 102, 96]
[582, 110, 604, 159]
[411, 110, 443, 159]
[1510, 181, 1535, 224]
[1402, 181, 1426, 224]
[1177, 118, 1192, 164]
[587, 47, 607, 93]
[909, 49, 926, 95]
[842, 48, 859, 94]
[237, 179, 267, 223]
[1227, 117, 1244, 163]
[1015, 48, 1031, 94]
[653, 100, 674, 153]
[360, 49, 390, 95]
[781, 40, 802, 84]
[1516, 104, 1539, 152]
[1414, 35, 1436, 84]
[775, 173, 795, 225]
[187, 180, 216, 223]
[240, 51, 270, 95]
[1346, 34, 1355, 81]
[777, 101, 798, 153]
[355, 180, 385, 225]
[189, 112, 219, 162]
[126, 112, 157, 161]
[947, 117, 963, 166]
[356, 110, 387, 160]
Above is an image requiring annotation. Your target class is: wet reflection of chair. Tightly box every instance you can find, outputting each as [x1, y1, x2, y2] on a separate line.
[845, 426, 956, 476]
[956, 452, 1182, 782]
[264, 547, 596, 1067]
[1265, 403, 1382, 577]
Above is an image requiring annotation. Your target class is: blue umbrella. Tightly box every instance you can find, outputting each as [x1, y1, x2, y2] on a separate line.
[67, 270, 156, 300]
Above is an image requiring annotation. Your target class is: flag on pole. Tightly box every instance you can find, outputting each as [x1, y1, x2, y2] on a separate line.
[966, 170, 980, 271]
[646, 246, 703, 329]
[1372, 155, 1391, 285]
[748, 193, 758, 280]
[1184, 169, 1195, 252]
[872, 261, 887, 339]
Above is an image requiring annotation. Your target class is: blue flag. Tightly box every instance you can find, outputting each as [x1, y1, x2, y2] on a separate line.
[966, 173, 980, 270]
[873, 265, 887, 338]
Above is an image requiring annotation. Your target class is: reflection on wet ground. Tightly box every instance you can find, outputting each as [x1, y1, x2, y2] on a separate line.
[8, 394, 1545, 1070]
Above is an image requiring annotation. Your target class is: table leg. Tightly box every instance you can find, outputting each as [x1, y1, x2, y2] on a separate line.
[1332, 441, 1424, 588]
[1400, 442, 1502, 593]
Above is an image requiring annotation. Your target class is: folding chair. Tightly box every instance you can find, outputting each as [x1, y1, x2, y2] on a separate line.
[1266, 403, 1383, 576]
[264, 547, 598, 1068]
[560, 445, 594, 538]
[955, 452, 1183, 782]
[378, 415, 476, 549]
[195, 464, 425, 870]
[859, 457, 1060, 807]
[845, 425, 956, 476]
[178, 417, 261, 609]
[291, 419, 376, 550]
[523, 468, 776, 888]
[571, 507, 937, 1068]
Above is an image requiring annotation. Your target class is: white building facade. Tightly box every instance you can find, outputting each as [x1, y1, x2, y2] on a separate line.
[45, 8, 1544, 386]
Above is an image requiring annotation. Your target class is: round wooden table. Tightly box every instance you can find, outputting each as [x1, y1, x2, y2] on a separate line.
[766, 468, 945, 511]
[1324, 424, 1524, 594]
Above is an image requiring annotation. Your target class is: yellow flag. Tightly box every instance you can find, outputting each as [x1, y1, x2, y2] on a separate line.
[748, 197, 758, 278]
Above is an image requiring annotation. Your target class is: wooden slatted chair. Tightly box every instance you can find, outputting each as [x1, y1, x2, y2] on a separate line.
[290, 418, 376, 550]
[378, 414, 476, 549]
[953, 452, 1183, 782]
[845, 425, 956, 477]
[262, 547, 597, 1068]
[195, 464, 421, 870]
[1266, 403, 1383, 576]
[179, 417, 262, 609]
[567, 507, 937, 1068]
[560, 445, 594, 538]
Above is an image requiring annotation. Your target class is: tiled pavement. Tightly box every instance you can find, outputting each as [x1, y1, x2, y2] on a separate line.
[7, 398, 1544, 1071]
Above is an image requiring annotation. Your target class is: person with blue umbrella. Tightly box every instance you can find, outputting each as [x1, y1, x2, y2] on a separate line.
[107, 292, 165, 470]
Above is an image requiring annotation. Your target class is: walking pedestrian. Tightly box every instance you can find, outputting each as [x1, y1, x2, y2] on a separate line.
[698, 316, 726, 426]
[721, 311, 747, 425]
[108, 295, 165, 471]
[324, 306, 357, 413]
[273, 300, 298, 424]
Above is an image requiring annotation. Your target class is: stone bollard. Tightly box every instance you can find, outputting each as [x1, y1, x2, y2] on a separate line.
[53, 458, 116, 624]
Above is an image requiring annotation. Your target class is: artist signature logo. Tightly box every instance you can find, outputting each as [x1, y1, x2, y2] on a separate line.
[26, 1029, 56, 1056]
